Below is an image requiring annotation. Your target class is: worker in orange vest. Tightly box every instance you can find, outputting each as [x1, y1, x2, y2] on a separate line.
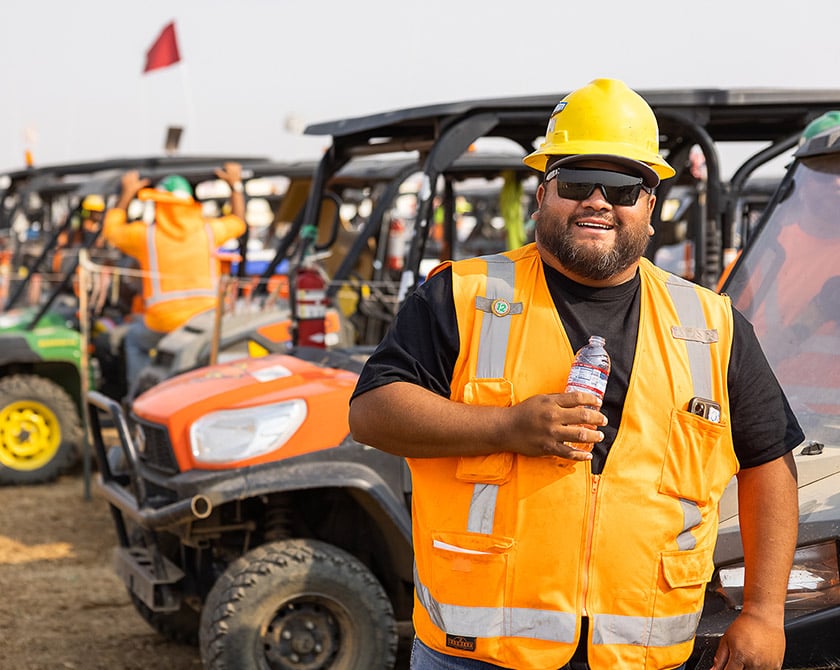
[349, 79, 801, 669]
[103, 163, 246, 399]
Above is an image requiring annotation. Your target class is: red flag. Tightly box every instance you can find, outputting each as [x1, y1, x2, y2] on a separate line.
[143, 22, 181, 74]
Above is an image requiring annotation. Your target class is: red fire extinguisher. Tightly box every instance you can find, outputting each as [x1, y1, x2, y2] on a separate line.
[386, 218, 407, 271]
[294, 264, 329, 348]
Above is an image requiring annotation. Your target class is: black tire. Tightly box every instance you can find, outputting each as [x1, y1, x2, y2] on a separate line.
[199, 539, 398, 670]
[0, 374, 83, 485]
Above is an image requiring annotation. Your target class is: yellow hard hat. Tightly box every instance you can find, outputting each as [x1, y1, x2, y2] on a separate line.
[524, 78, 675, 187]
[81, 194, 105, 213]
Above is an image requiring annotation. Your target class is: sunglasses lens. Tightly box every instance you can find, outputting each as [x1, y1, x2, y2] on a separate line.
[607, 185, 642, 206]
[555, 182, 642, 206]
[548, 167, 649, 206]
[555, 182, 596, 201]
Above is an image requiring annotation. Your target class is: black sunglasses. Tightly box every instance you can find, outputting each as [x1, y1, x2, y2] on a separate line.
[544, 167, 653, 206]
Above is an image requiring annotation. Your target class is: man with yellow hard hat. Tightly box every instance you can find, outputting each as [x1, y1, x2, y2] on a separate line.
[349, 79, 801, 669]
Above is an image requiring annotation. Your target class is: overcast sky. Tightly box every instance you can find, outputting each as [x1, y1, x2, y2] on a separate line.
[3, 0, 839, 171]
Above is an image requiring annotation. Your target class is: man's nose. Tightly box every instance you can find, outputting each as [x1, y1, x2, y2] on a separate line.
[580, 184, 611, 208]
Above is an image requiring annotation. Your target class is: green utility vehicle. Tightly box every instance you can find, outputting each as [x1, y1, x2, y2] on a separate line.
[0, 156, 270, 484]
[0, 304, 87, 484]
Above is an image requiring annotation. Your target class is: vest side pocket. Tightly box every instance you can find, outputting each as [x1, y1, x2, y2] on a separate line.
[661, 544, 715, 588]
[457, 378, 516, 484]
[656, 545, 714, 643]
[660, 408, 727, 503]
[427, 531, 514, 625]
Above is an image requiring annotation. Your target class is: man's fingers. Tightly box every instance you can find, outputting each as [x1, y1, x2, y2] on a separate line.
[547, 390, 603, 409]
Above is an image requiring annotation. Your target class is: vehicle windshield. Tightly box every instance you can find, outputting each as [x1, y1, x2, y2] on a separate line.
[725, 153, 840, 444]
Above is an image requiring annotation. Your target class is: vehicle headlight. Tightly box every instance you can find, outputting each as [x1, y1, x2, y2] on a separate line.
[190, 399, 307, 464]
[714, 541, 840, 610]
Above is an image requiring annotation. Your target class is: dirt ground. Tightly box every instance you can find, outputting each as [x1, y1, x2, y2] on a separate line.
[0, 468, 413, 670]
[0, 471, 202, 670]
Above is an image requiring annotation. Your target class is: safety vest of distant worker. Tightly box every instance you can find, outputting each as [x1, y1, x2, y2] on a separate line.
[408, 244, 737, 670]
[102, 188, 245, 333]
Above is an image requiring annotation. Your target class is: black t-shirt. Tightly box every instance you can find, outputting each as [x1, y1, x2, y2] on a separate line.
[352, 264, 804, 473]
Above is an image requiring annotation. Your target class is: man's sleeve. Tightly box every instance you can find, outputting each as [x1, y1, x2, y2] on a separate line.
[351, 268, 459, 402]
[102, 208, 144, 255]
[210, 216, 247, 244]
[728, 308, 805, 468]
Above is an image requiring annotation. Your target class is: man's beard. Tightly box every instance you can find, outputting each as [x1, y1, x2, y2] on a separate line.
[536, 210, 651, 281]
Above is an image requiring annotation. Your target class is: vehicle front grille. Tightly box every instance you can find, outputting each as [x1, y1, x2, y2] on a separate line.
[135, 421, 180, 474]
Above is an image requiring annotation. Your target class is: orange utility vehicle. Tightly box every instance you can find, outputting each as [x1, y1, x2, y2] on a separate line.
[89, 91, 840, 670]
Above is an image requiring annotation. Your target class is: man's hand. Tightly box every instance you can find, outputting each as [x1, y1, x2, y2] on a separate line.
[215, 162, 245, 220]
[711, 610, 785, 669]
[712, 452, 797, 669]
[116, 171, 149, 210]
[507, 392, 607, 461]
[215, 162, 242, 186]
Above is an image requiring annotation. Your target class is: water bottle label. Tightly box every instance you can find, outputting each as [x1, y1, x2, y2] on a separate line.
[566, 363, 608, 397]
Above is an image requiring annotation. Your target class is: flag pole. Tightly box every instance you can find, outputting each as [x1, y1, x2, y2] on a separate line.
[142, 21, 187, 153]
[178, 62, 197, 153]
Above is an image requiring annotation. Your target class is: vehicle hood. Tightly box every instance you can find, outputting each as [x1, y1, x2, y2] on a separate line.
[0, 307, 69, 332]
[131, 353, 360, 470]
[715, 441, 840, 564]
[133, 353, 358, 422]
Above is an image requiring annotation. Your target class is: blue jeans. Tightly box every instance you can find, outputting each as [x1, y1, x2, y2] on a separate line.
[409, 637, 686, 670]
[410, 638, 513, 669]
[123, 318, 165, 398]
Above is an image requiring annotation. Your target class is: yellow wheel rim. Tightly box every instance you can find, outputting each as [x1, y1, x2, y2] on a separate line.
[0, 400, 62, 471]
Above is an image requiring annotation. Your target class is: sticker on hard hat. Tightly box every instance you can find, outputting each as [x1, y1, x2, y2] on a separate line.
[552, 102, 568, 115]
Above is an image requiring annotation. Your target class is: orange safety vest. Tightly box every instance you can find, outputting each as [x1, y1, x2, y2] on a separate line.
[409, 244, 737, 670]
[102, 189, 245, 332]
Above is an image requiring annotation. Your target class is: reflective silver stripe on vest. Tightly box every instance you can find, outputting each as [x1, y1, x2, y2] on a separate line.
[665, 275, 714, 400]
[666, 274, 716, 553]
[144, 222, 219, 307]
[467, 255, 517, 534]
[476, 255, 516, 379]
[591, 609, 702, 647]
[677, 498, 702, 551]
[467, 484, 499, 534]
[414, 565, 577, 643]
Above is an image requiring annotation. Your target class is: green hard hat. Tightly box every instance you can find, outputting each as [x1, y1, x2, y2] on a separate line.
[156, 174, 194, 199]
[801, 111, 840, 142]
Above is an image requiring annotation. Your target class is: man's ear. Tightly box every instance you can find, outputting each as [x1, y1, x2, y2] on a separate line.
[535, 181, 546, 207]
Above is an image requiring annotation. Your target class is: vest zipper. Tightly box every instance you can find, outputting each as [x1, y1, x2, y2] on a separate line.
[581, 473, 601, 617]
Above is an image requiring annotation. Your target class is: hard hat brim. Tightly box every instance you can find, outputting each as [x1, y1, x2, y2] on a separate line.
[535, 154, 662, 188]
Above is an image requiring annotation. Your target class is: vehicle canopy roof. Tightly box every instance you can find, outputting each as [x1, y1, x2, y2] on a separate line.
[305, 87, 840, 150]
[304, 87, 840, 290]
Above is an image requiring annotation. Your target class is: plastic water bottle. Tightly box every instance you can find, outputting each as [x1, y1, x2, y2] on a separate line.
[564, 335, 611, 451]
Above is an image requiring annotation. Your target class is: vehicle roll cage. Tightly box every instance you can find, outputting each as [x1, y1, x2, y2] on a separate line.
[301, 88, 840, 292]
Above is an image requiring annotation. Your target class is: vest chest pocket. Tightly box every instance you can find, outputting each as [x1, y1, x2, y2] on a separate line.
[660, 409, 729, 503]
[457, 378, 516, 484]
